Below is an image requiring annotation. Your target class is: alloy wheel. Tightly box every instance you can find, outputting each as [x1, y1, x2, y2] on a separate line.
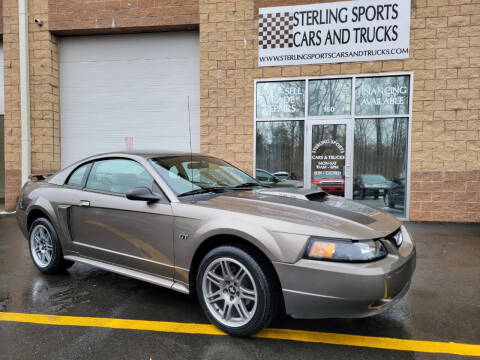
[202, 257, 258, 328]
[30, 224, 54, 268]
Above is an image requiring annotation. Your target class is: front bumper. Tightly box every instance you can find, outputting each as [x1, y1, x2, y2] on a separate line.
[319, 185, 344, 195]
[273, 228, 416, 319]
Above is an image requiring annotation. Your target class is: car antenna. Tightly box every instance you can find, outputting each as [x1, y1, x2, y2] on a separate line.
[187, 95, 194, 202]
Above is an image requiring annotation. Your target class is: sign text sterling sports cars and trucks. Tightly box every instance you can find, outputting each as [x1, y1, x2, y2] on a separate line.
[258, 0, 411, 67]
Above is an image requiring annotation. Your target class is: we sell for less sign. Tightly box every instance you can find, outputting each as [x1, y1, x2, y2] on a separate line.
[258, 0, 411, 67]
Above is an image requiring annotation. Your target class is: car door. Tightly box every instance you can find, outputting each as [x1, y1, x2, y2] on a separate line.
[70, 158, 174, 280]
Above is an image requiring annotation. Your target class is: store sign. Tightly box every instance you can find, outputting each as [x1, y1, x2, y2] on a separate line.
[312, 139, 345, 174]
[258, 0, 411, 67]
[355, 75, 410, 115]
[256, 81, 305, 119]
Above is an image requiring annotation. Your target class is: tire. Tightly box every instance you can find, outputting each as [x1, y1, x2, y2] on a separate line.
[384, 192, 395, 208]
[29, 217, 74, 274]
[196, 246, 279, 337]
[361, 189, 366, 199]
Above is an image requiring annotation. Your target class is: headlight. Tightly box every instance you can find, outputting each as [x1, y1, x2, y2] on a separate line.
[393, 230, 403, 247]
[305, 237, 387, 262]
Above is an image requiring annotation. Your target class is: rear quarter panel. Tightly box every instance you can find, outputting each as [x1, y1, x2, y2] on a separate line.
[20, 181, 78, 253]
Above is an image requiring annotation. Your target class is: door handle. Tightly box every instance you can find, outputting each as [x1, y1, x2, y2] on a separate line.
[79, 200, 90, 207]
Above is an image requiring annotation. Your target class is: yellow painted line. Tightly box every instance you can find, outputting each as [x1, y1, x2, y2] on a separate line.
[0, 312, 479, 357]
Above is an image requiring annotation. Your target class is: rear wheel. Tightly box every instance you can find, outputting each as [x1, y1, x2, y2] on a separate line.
[29, 217, 74, 274]
[196, 246, 279, 337]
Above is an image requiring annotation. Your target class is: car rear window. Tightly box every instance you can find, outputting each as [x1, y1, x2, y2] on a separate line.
[66, 163, 90, 187]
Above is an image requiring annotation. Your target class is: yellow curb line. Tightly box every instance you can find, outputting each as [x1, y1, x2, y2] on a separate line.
[0, 312, 479, 357]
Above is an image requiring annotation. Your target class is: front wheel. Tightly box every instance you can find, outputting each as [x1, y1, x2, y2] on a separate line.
[384, 192, 395, 208]
[196, 246, 278, 337]
[361, 189, 366, 199]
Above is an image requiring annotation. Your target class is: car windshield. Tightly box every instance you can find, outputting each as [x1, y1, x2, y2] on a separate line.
[150, 156, 260, 196]
[362, 174, 387, 183]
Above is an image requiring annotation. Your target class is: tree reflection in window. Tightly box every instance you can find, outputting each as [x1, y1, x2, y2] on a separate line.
[256, 121, 304, 182]
[354, 118, 408, 179]
[354, 118, 408, 216]
[308, 79, 351, 116]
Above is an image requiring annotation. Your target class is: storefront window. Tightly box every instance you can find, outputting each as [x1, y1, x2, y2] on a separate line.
[256, 81, 305, 119]
[355, 76, 410, 116]
[255, 121, 304, 185]
[308, 79, 351, 116]
[353, 118, 409, 217]
[254, 74, 411, 218]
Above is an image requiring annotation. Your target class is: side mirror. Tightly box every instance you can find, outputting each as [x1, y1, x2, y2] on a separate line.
[272, 176, 280, 183]
[126, 187, 161, 203]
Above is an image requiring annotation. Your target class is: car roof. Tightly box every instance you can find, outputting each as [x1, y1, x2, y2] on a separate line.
[91, 150, 205, 159]
[47, 151, 214, 187]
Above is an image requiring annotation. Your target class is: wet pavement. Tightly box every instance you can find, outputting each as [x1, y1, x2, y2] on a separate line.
[0, 214, 479, 359]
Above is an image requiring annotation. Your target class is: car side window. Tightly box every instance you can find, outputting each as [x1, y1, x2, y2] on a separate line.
[86, 159, 157, 195]
[66, 163, 90, 187]
[256, 170, 272, 182]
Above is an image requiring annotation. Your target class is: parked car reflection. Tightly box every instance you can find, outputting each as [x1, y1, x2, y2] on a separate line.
[255, 169, 303, 188]
[273, 171, 290, 181]
[354, 174, 392, 199]
[312, 172, 344, 196]
[384, 176, 406, 209]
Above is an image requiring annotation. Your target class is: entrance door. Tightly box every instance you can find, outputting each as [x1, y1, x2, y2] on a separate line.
[306, 120, 353, 198]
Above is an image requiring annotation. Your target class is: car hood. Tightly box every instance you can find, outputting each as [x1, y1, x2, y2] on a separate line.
[278, 179, 303, 187]
[191, 187, 401, 240]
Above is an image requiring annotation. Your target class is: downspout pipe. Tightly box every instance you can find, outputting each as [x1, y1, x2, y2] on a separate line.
[18, 0, 31, 184]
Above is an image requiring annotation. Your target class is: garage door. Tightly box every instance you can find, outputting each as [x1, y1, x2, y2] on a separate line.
[59, 32, 200, 167]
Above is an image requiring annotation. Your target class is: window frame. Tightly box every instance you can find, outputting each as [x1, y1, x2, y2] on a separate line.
[64, 162, 93, 189]
[253, 71, 413, 220]
[65, 157, 168, 201]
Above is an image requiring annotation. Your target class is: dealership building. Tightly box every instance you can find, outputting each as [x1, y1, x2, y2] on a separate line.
[0, 0, 479, 222]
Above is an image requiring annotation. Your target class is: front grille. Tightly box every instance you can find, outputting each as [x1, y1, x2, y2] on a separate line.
[320, 182, 343, 186]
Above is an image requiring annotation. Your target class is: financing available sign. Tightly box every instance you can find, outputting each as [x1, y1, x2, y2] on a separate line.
[258, 0, 411, 67]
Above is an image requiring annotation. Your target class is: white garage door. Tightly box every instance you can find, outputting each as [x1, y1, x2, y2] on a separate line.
[59, 32, 200, 167]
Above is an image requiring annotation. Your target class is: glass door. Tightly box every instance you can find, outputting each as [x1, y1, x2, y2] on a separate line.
[306, 119, 353, 198]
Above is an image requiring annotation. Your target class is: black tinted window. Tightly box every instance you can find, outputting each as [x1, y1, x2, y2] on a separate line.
[67, 164, 90, 187]
[86, 159, 156, 194]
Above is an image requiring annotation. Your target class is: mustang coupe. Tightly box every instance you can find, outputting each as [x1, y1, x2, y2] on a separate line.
[16, 152, 416, 336]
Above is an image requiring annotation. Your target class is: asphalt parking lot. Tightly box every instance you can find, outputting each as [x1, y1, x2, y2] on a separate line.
[0, 214, 479, 359]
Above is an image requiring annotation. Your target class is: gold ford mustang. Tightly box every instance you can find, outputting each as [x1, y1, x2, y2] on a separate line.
[16, 151, 416, 336]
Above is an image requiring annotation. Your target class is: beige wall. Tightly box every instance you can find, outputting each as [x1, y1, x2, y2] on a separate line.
[199, 0, 480, 222]
[3, 0, 60, 210]
[0, 115, 4, 200]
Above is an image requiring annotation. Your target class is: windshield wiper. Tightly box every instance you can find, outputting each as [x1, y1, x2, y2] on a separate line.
[178, 187, 228, 197]
[233, 182, 264, 188]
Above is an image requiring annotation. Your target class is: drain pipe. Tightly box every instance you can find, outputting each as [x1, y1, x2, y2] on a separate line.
[18, 0, 31, 184]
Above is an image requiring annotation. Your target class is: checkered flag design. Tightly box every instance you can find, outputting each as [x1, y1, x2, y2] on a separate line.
[258, 12, 294, 50]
